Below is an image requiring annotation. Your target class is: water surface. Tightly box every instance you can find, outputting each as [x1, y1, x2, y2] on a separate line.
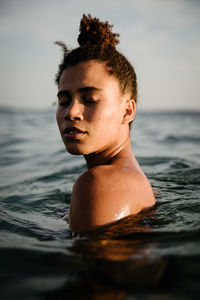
[0, 106, 200, 299]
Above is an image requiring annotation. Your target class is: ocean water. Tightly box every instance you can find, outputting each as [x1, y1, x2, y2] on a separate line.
[0, 106, 200, 300]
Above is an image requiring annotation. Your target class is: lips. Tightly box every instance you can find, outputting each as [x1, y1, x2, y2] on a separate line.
[62, 126, 87, 140]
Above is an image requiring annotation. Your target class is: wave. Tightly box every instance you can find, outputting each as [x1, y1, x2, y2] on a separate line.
[162, 135, 200, 143]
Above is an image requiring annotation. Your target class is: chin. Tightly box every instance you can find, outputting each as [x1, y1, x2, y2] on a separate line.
[65, 144, 89, 155]
[66, 147, 82, 155]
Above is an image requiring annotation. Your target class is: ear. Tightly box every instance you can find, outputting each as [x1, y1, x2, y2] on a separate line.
[122, 99, 136, 125]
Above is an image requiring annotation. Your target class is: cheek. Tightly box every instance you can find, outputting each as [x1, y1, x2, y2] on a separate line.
[87, 111, 107, 126]
[56, 110, 63, 128]
[56, 110, 59, 124]
[88, 104, 119, 122]
[98, 105, 122, 125]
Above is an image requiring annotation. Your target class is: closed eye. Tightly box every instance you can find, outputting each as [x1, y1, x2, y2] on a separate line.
[58, 99, 70, 106]
[81, 94, 99, 103]
[83, 98, 97, 103]
[57, 90, 71, 106]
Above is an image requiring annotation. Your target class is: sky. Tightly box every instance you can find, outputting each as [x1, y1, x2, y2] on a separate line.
[0, 0, 199, 111]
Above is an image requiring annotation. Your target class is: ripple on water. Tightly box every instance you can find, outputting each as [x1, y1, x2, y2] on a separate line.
[1, 108, 200, 299]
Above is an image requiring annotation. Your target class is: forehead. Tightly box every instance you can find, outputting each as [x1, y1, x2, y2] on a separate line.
[58, 61, 120, 92]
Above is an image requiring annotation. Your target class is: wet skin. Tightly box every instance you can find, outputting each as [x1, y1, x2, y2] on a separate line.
[56, 60, 156, 232]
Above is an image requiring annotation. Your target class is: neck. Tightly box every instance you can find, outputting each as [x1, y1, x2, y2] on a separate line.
[84, 138, 133, 169]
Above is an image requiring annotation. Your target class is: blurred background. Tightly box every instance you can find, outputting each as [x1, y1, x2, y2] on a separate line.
[0, 0, 199, 111]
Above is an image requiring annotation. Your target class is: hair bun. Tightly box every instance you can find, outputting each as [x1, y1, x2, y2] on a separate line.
[78, 14, 120, 48]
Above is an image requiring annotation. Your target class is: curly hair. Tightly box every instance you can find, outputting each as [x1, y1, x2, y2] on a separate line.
[55, 14, 137, 104]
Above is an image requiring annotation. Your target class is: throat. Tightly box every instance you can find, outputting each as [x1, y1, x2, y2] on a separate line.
[84, 140, 132, 169]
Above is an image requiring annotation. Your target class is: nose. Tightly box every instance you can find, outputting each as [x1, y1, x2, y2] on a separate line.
[64, 100, 83, 121]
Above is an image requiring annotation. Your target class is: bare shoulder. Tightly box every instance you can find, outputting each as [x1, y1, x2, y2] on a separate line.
[70, 165, 155, 232]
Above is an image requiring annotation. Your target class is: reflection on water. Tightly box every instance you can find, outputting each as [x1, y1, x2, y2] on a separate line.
[47, 211, 173, 299]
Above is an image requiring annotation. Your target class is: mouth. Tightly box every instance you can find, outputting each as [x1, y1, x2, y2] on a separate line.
[62, 127, 87, 140]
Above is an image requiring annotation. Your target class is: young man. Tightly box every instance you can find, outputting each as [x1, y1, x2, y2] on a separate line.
[55, 15, 156, 232]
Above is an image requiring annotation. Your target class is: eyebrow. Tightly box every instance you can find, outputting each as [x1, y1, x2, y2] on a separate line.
[57, 86, 102, 98]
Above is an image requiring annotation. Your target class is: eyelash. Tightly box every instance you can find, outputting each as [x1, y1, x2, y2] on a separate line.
[58, 97, 98, 106]
[58, 101, 69, 106]
[84, 98, 95, 103]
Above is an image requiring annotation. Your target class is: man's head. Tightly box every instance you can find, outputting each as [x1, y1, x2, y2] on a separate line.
[55, 14, 137, 111]
[55, 14, 137, 157]
[56, 59, 136, 156]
